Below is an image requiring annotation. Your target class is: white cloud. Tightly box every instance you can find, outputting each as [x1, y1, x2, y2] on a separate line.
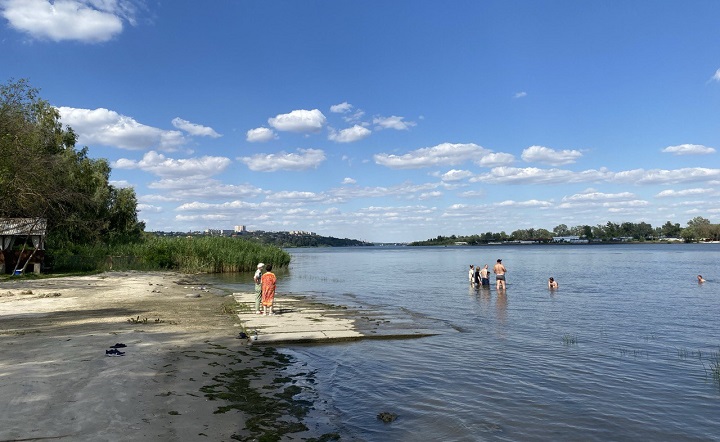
[1, 0, 137, 43]
[514, 91, 527, 99]
[373, 115, 417, 131]
[476, 152, 515, 167]
[418, 191, 443, 200]
[471, 167, 610, 184]
[246, 127, 277, 143]
[661, 144, 716, 155]
[459, 190, 485, 198]
[471, 166, 720, 186]
[112, 151, 231, 179]
[239, 148, 326, 172]
[342, 177, 357, 185]
[147, 180, 265, 201]
[521, 145, 583, 165]
[58, 106, 186, 150]
[328, 125, 371, 143]
[711, 69, 720, 82]
[440, 169, 473, 182]
[611, 168, 720, 184]
[655, 188, 715, 198]
[268, 109, 326, 133]
[495, 199, 553, 208]
[374, 143, 489, 169]
[171, 118, 221, 138]
[561, 191, 636, 202]
[330, 102, 353, 113]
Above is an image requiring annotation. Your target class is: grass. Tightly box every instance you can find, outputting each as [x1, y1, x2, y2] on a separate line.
[48, 236, 291, 273]
[562, 334, 578, 346]
[702, 349, 720, 384]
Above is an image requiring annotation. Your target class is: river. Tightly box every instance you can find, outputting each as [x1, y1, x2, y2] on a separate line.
[215, 244, 720, 441]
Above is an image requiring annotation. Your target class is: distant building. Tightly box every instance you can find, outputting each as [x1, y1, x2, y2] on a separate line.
[234, 225, 247, 233]
[552, 236, 589, 244]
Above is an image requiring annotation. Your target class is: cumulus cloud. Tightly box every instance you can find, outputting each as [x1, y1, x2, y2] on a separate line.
[112, 151, 231, 179]
[147, 180, 265, 201]
[58, 106, 186, 150]
[495, 199, 553, 208]
[246, 127, 277, 143]
[471, 167, 610, 185]
[440, 169, 473, 182]
[373, 115, 416, 131]
[330, 102, 353, 113]
[171, 118, 221, 138]
[514, 91, 527, 99]
[471, 166, 720, 186]
[1, 0, 138, 43]
[374, 143, 489, 169]
[239, 148, 326, 172]
[661, 144, 716, 155]
[268, 109, 326, 133]
[328, 125, 371, 143]
[521, 145, 583, 165]
[655, 188, 715, 198]
[342, 177, 357, 185]
[561, 191, 637, 202]
[476, 152, 515, 167]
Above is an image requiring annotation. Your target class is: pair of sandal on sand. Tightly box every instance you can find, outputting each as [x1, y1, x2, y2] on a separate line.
[105, 343, 127, 356]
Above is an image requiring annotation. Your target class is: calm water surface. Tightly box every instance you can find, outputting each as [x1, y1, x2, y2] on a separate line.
[217, 244, 720, 441]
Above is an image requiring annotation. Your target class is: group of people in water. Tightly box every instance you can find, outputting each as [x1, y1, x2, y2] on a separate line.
[468, 259, 559, 290]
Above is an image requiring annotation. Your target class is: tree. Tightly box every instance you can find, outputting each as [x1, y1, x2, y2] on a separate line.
[553, 224, 569, 236]
[0, 78, 144, 248]
[687, 217, 712, 240]
[660, 221, 682, 238]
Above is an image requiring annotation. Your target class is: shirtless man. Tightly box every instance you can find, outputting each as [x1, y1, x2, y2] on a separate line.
[493, 259, 507, 290]
[480, 264, 490, 287]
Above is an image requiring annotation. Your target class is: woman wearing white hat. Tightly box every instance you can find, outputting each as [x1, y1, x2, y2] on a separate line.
[254, 263, 265, 314]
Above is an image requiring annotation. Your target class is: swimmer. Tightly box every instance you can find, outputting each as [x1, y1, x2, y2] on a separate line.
[548, 277, 558, 289]
[698, 275, 706, 283]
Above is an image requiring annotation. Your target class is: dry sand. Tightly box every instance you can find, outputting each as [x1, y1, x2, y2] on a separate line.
[0, 271, 329, 442]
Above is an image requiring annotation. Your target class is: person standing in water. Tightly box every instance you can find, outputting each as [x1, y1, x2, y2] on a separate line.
[480, 264, 490, 287]
[493, 259, 507, 290]
[468, 265, 475, 286]
[548, 277, 558, 289]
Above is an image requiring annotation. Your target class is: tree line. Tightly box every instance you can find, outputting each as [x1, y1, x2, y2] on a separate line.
[410, 217, 720, 246]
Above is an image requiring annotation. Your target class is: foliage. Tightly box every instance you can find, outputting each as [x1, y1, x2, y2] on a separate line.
[0, 78, 145, 248]
[237, 231, 372, 247]
[49, 236, 291, 273]
[410, 217, 720, 245]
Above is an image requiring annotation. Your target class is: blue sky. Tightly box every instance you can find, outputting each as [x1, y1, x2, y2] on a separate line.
[2, 1, 719, 243]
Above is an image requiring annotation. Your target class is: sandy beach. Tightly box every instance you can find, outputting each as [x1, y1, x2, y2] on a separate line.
[0, 271, 330, 442]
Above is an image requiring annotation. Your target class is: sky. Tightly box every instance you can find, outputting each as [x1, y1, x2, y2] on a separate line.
[1, 0, 719, 243]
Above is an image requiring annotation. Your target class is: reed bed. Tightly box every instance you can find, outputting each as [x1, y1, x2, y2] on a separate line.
[49, 236, 291, 273]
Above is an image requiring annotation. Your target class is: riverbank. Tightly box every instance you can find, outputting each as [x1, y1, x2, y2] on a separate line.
[0, 271, 336, 441]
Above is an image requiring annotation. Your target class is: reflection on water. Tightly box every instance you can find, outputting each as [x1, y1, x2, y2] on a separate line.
[216, 244, 720, 441]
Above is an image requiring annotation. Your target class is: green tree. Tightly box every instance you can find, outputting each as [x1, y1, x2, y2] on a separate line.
[0, 78, 144, 248]
[660, 221, 682, 238]
[553, 224, 569, 236]
[687, 217, 712, 239]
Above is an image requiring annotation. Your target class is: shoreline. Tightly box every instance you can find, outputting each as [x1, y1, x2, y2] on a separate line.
[0, 271, 338, 441]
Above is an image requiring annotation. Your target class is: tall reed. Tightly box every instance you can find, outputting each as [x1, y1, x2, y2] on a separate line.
[49, 236, 291, 273]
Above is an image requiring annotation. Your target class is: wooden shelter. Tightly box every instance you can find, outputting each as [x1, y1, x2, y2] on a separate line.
[0, 218, 47, 274]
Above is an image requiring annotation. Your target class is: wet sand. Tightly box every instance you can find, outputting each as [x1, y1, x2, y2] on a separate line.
[0, 271, 331, 441]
